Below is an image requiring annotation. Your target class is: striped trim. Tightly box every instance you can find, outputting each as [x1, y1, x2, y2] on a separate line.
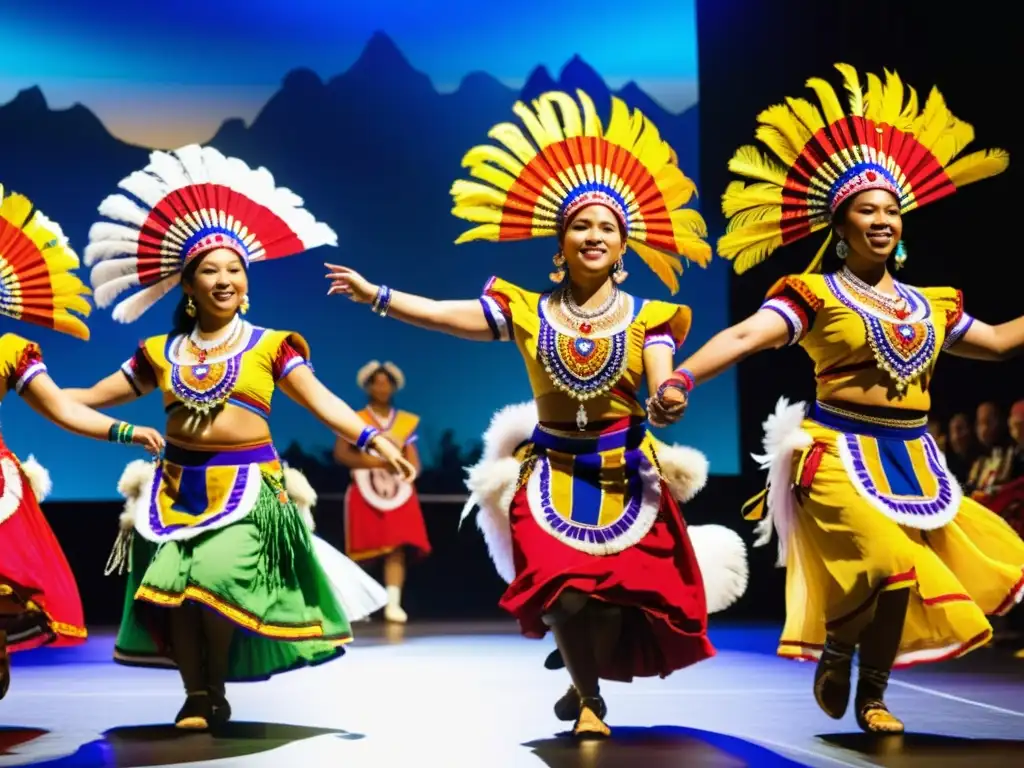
[762, 299, 805, 345]
[480, 295, 512, 341]
[14, 362, 46, 394]
[134, 583, 352, 643]
[643, 332, 676, 351]
[943, 313, 974, 350]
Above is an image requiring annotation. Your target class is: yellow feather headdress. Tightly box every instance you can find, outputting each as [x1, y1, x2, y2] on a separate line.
[0, 184, 91, 340]
[719, 63, 1009, 274]
[450, 90, 712, 294]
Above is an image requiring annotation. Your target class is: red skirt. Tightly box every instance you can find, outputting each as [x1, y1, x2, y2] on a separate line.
[0, 448, 86, 652]
[344, 482, 431, 561]
[499, 485, 714, 682]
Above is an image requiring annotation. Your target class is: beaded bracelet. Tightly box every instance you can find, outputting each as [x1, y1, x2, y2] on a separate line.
[371, 285, 393, 317]
[657, 367, 695, 402]
[107, 421, 135, 444]
[355, 425, 380, 452]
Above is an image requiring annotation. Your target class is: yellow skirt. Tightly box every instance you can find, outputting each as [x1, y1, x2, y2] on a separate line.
[765, 402, 1024, 668]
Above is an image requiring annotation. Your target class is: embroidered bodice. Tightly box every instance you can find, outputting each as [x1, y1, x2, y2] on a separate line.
[479, 276, 691, 428]
[121, 322, 311, 419]
[761, 271, 974, 410]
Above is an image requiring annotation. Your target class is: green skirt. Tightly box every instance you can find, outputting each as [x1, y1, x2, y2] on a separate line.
[113, 481, 351, 682]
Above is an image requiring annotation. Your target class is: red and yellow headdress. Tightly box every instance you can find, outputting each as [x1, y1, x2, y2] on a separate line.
[719, 63, 1009, 273]
[0, 184, 91, 340]
[450, 90, 711, 294]
[85, 144, 338, 323]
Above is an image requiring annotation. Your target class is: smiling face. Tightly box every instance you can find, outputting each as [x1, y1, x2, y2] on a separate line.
[183, 247, 248, 324]
[835, 189, 903, 266]
[560, 204, 627, 283]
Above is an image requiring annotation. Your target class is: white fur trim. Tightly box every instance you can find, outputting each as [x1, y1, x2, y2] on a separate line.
[688, 524, 749, 613]
[654, 443, 709, 502]
[282, 465, 318, 531]
[20, 455, 51, 503]
[460, 402, 538, 583]
[750, 397, 812, 567]
[115, 459, 157, 531]
[0, 456, 25, 524]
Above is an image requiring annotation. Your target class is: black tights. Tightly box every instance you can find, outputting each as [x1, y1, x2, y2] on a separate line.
[856, 587, 910, 699]
[550, 591, 624, 699]
[168, 603, 235, 696]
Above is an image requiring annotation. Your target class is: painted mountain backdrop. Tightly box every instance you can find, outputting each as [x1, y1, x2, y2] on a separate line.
[0, 32, 737, 501]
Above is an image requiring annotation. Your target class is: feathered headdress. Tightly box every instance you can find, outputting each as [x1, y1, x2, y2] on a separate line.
[356, 360, 405, 391]
[719, 63, 1010, 273]
[450, 90, 712, 294]
[0, 184, 91, 340]
[85, 144, 338, 322]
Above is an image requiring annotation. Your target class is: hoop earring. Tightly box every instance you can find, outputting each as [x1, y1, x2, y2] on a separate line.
[240, 295, 250, 315]
[893, 240, 907, 270]
[611, 257, 628, 284]
[836, 240, 849, 260]
[185, 295, 197, 317]
[549, 252, 566, 284]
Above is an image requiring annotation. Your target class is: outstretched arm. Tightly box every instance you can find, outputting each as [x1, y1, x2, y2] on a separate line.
[279, 366, 416, 480]
[64, 370, 149, 408]
[325, 264, 494, 341]
[21, 373, 164, 453]
[333, 437, 389, 470]
[680, 309, 791, 384]
[946, 315, 1024, 362]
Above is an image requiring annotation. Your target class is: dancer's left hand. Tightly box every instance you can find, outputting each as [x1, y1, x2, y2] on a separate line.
[371, 435, 418, 483]
[647, 386, 687, 427]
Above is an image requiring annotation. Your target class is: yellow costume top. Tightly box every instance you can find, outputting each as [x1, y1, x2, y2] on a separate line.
[762, 269, 974, 409]
[479, 276, 692, 556]
[120, 320, 311, 420]
[481, 276, 691, 428]
[0, 333, 47, 403]
[357, 408, 419, 447]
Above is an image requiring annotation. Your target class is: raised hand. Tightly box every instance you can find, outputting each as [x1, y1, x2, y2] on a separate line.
[131, 426, 165, 456]
[325, 263, 378, 304]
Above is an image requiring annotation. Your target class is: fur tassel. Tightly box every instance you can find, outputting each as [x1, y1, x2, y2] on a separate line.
[282, 465, 317, 531]
[654, 443, 709, 502]
[750, 397, 811, 566]
[20, 455, 51, 502]
[688, 524, 749, 613]
[116, 459, 155, 531]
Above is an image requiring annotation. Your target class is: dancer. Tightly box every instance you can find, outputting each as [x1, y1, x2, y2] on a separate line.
[654, 64, 1024, 733]
[326, 91, 748, 737]
[0, 184, 162, 700]
[67, 145, 416, 730]
[335, 360, 428, 623]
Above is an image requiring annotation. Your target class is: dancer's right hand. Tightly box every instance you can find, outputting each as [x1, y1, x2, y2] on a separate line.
[325, 264, 378, 304]
[132, 426, 165, 456]
[370, 435, 418, 483]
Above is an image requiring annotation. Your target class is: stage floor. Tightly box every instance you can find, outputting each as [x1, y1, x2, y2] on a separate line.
[2, 621, 1022, 767]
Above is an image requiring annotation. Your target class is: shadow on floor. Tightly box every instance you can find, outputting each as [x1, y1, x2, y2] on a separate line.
[0, 728, 48, 755]
[525, 725, 808, 768]
[10, 722, 363, 767]
[818, 732, 1024, 767]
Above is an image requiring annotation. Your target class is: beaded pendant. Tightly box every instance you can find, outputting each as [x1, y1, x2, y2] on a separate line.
[168, 334, 243, 415]
[537, 314, 628, 430]
[826, 273, 936, 393]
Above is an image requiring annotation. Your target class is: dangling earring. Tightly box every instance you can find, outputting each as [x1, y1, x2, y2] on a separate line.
[893, 240, 908, 271]
[549, 252, 566, 283]
[836, 239, 849, 260]
[611, 257, 628, 285]
[185, 295, 197, 318]
[240, 294, 250, 315]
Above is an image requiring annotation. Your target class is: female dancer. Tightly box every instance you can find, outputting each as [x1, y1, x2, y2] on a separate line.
[335, 360, 428, 623]
[0, 184, 162, 700]
[326, 91, 748, 737]
[67, 145, 416, 729]
[652, 64, 1024, 733]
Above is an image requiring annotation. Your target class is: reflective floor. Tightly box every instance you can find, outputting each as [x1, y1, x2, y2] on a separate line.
[2, 621, 1022, 767]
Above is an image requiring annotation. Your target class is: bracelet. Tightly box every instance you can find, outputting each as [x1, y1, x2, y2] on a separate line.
[656, 379, 690, 403]
[670, 367, 696, 392]
[108, 421, 135, 444]
[355, 425, 380, 452]
[371, 285, 393, 317]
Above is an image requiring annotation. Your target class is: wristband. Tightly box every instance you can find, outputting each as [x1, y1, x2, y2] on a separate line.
[371, 285, 393, 317]
[356, 425, 380, 451]
[108, 421, 135, 444]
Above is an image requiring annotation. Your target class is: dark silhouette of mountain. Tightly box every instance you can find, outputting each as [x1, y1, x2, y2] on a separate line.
[0, 32, 700, 493]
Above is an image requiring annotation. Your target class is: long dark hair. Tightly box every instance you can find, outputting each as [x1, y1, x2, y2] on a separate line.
[819, 197, 854, 274]
[169, 251, 248, 336]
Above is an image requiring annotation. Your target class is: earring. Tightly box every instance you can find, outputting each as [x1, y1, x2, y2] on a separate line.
[893, 240, 908, 270]
[185, 295, 197, 317]
[549, 252, 566, 283]
[240, 295, 250, 315]
[836, 239, 849, 260]
[611, 257, 628, 284]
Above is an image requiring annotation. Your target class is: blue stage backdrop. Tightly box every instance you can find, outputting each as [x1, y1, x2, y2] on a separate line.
[0, 0, 738, 500]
